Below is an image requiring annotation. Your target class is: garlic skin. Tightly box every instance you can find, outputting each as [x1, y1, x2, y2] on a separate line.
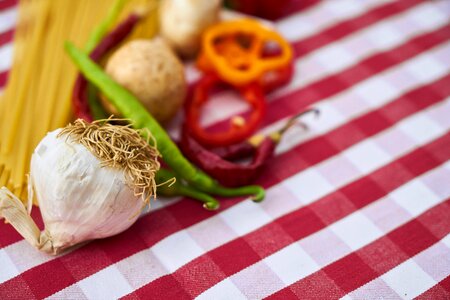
[30, 129, 143, 252]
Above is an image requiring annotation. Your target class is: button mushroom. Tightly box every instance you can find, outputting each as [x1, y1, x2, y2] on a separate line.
[102, 38, 187, 124]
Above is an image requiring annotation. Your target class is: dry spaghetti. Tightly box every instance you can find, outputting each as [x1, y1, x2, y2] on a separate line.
[0, 0, 158, 202]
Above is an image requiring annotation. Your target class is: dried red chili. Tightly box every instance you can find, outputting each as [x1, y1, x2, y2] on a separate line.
[72, 13, 141, 121]
[180, 109, 319, 187]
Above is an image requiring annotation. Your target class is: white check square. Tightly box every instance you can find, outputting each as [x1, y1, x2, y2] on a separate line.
[115, 249, 168, 289]
[283, 168, 334, 204]
[404, 54, 448, 83]
[0, 7, 17, 40]
[197, 278, 246, 300]
[330, 212, 383, 250]
[407, 4, 448, 31]
[442, 234, 450, 249]
[314, 44, 354, 73]
[0, 249, 19, 283]
[368, 23, 402, 50]
[325, 0, 363, 18]
[389, 179, 440, 217]
[0, 44, 13, 73]
[344, 140, 391, 174]
[353, 77, 399, 108]
[78, 265, 133, 299]
[220, 201, 273, 236]
[46, 285, 88, 300]
[314, 104, 346, 135]
[231, 262, 285, 299]
[264, 243, 319, 285]
[151, 231, 204, 272]
[382, 260, 436, 299]
[188, 217, 237, 252]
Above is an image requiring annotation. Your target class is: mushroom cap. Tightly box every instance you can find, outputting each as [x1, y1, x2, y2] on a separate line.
[103, 38, 187, 124]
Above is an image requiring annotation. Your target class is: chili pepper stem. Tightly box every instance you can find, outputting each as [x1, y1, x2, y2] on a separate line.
[213, 185, 265, 202]
[156, 169, 220, 210]
[177, 184, 220, 210]
[279, 108, 319, 135]
[270, 108, 320, 143]
[247, 108, 319, 147]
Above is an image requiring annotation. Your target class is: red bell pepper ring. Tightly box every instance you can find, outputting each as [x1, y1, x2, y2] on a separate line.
[185, 19, 294, 148]
[184, 62, 292, 148]
[260, 60, 294, 94]
[185, 73, 267, 148]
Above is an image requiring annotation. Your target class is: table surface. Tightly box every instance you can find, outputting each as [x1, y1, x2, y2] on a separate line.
[1, 0, 450, 299]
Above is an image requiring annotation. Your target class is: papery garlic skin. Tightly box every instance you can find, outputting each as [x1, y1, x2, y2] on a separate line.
[30, 129, 143, 252]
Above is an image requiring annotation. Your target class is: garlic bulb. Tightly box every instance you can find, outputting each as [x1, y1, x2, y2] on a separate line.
[0, 120, 160, 255]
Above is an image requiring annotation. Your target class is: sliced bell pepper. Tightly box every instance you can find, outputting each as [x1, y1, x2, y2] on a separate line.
[185, 73, 266, 147]
[185, 18, 294, 148]
[197, 18, 293, 87]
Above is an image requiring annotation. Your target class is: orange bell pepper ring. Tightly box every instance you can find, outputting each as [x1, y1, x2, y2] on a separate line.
[197, 19, 293, 87]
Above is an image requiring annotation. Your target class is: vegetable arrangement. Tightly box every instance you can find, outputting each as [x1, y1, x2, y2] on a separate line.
[65, 42, 265, 202]
[0, 0, 318, 254]
[67, 5, 318, 206]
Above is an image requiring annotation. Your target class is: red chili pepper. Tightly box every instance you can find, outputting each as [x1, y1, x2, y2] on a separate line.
[213, 107, 319, 160]
[210, 139, 256, 160]
[72, 13, 141, 121]
[185, 73, 267, 148]
[224, 0, 295, 20]
[180, 108, 319, 187]
[261, 60, 294, 94]
[179, 129, 273, 187]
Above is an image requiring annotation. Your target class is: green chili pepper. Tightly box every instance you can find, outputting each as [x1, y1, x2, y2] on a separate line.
[64, 42, 265, 202]
[87, 84, 108, 120]
[156, 169, 219, 210]
[84, 0, 127, 53]
[83, 0, 127, 119]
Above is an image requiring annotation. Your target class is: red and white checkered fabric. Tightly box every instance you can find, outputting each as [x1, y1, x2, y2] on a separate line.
[1, 0, 449, 299]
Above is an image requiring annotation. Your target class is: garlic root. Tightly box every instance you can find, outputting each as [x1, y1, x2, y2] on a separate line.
[0, 188, 55, 254]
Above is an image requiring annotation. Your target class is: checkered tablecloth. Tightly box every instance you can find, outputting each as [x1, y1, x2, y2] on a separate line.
[1, 0, 450, 299]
